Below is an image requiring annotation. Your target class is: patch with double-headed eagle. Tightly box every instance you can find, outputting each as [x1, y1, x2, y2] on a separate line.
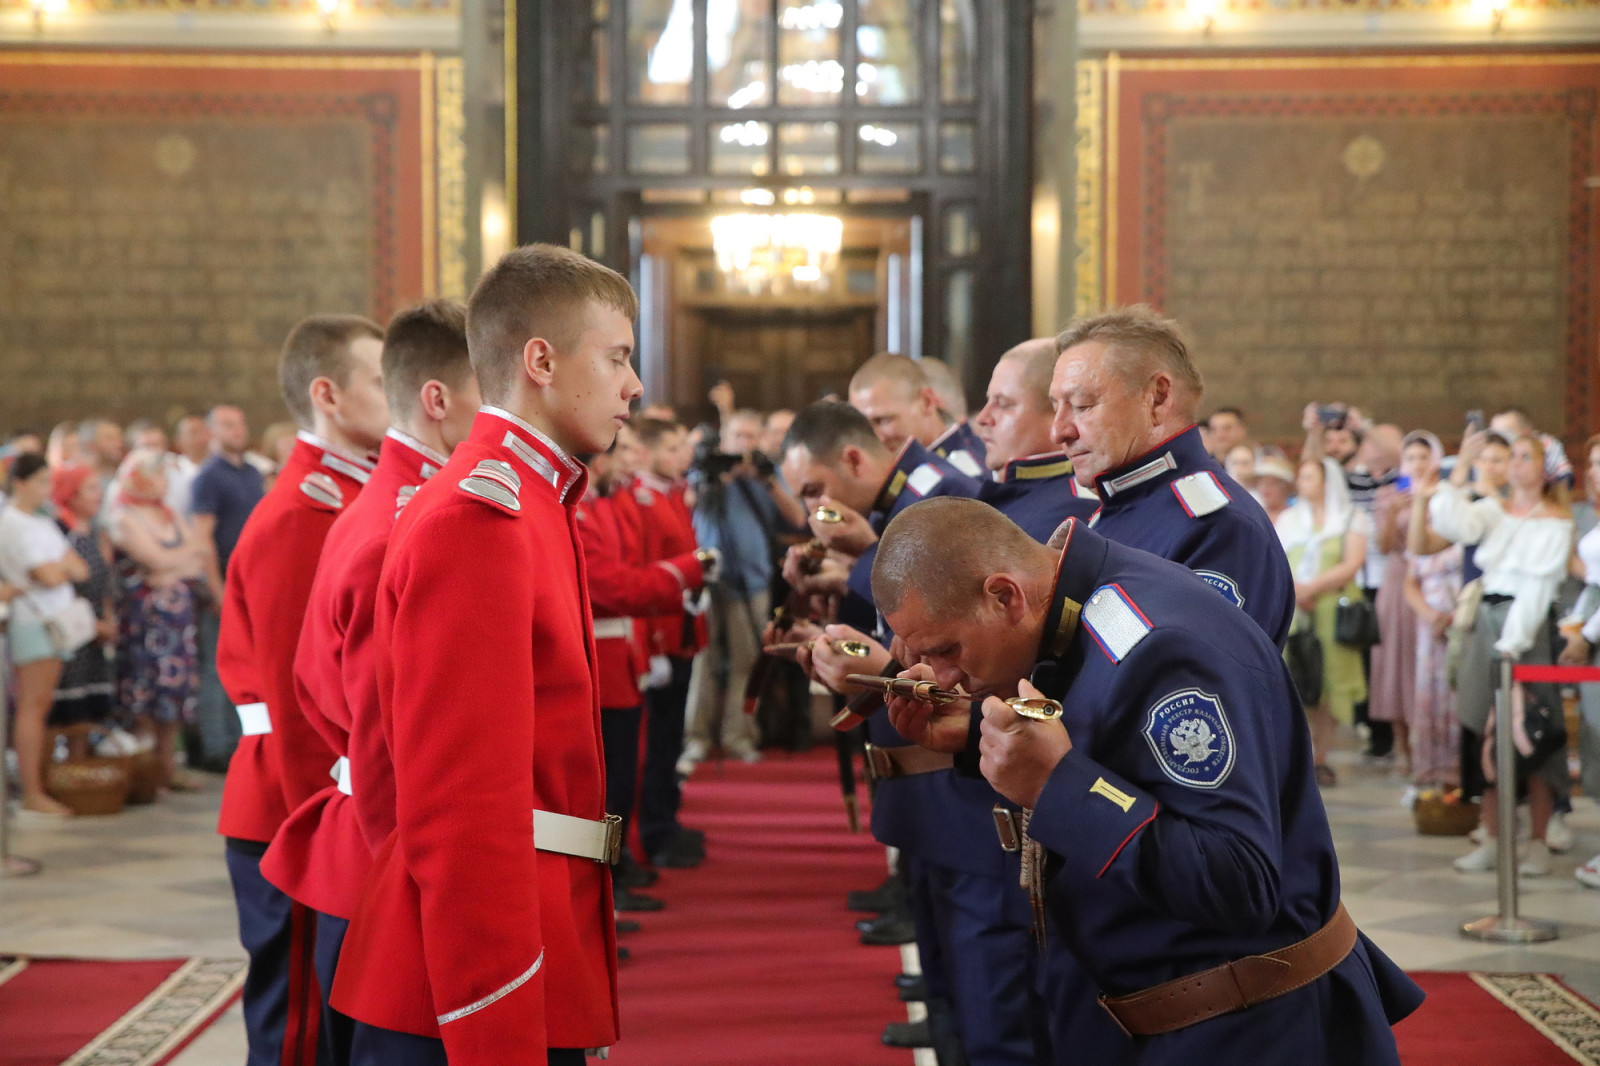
[458, 459, 522, 513]
[1143, 687, 1235, 789]
[299, 472, 345, 510]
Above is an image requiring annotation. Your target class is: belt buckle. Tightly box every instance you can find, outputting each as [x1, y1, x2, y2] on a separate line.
[993, 806, 1022, 852]
[1096, 995, 1134, 1039]
[602, 813, 623, 866]
[863, 744, 892, 782]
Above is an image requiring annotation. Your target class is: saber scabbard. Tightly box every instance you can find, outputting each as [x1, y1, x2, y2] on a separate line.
[839, 675, 1063, 722]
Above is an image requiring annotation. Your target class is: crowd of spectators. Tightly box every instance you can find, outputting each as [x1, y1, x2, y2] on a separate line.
[1204, 403, 1598, 888]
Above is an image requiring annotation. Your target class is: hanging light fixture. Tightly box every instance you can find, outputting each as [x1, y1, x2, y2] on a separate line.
[711, 212, 843, 295]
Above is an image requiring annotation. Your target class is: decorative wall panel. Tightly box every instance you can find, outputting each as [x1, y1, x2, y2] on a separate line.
[0, 52, 442, 434]
[1091, 54, 1600, 447]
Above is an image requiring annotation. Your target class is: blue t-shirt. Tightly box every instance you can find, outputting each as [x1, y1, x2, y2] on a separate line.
[692, 476, 776, 599]
[190, 454, 265, 574]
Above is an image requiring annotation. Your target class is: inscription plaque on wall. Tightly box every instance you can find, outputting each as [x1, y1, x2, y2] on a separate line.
[0, 56, 428, 435]
[1105, 58, 1600, 448]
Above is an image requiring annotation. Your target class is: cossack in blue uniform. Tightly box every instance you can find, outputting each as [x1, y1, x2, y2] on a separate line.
[930, 420, 988, 480]
[1087, 425, 1293, 648]
[978, 452, 1099, 544]
[1013, 520, 1422, 1065]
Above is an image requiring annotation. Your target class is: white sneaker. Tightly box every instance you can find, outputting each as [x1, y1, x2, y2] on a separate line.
[1468, 825, 1488, 846]
[675, 739, 708, 778]
[1575, 854, 1600, 890]
[1454, 842, 1498, 872]
[1519, 840, 1551, 877]
[1400, 785, 1420, 810]
[1546, 812, 1573, 854]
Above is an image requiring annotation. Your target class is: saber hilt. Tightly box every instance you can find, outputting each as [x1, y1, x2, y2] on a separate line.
[841, 674, 1063, 721]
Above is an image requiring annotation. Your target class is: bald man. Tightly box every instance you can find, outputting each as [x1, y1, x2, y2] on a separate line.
[873, 498, 1423, 1066]
[850, 353, 985, 478]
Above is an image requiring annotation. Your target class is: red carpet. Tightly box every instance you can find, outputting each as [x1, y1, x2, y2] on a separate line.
[609, 749, 909, 1065]
[1397, 971, 1600, 1065]
[0, 956, 245, 1066]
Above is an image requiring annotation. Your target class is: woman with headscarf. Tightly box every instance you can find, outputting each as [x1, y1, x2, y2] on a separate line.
[1399, 433, 1464, 797]
[1277, 456, 1371, 783]
[108, 447, 208, 791]
[47, 463, 118, 728]
[1431, 432, 1573, 877]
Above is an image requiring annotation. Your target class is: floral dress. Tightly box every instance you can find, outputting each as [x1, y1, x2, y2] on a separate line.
[115, 523, 199, 727]
[1410, 545, 1463, 787]
[49, 524, 115, 726]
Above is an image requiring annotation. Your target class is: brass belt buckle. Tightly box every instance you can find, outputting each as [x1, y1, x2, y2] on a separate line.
[863, 743, 892, 782]
[602, 813, 623, 866]
[993, 806, 1022, 852]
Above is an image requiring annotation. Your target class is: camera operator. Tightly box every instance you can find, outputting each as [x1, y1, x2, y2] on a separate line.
[679, 409, 803, 771]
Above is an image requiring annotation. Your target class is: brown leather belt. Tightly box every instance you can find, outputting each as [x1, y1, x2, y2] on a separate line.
[1099, 902, 1357, 1037]
[864, 743, 954, 781]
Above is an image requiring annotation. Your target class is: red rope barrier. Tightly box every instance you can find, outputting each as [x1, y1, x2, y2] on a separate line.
[1511, 664, 1600, 684]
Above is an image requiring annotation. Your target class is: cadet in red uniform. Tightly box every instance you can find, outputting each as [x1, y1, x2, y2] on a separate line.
[575, 426, 714, 910]
[217, 315, 390, 1066]
[331, 245, 643, 1066]
[629, 418, 712, 869]
[265, 300, 479, 1065]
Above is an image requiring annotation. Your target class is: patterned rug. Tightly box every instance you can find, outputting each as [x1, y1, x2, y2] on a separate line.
[0, 956, 245, 1066]
[1399, 971, 1600, 1065]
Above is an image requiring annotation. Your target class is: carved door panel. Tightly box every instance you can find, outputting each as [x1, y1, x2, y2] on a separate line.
[694, 307, 875, 416]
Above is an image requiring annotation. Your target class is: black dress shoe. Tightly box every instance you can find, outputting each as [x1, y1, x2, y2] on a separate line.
[859, 912, 915, 946]
[651, 834, 705, 870]
[882, 1020, 933, 1048]
[847, 875, 903, 913]
[615, 918, 641, 934]
[614, 887, 666, 912]
[898, 977, 927, 1003]
[614, 854, 659, 889]
[678, 826, 706, 847]
[618, 945, 631, 961]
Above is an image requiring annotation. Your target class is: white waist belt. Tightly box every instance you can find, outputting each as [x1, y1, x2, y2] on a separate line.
[592, 617, 633, 640]
[236, 702, 272, 736]
[330, 756, 352, 797]
[533, 809, 622, 864]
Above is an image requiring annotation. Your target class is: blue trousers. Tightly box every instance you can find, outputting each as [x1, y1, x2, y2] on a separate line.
[314, 912, 356, 1066]
[639, 655, 694, 857]
[226, 842, 328, 1066]
[350, 1026, 584, 1066]
[600, 704, 644, 858]
[923, 859, 1047, 1066]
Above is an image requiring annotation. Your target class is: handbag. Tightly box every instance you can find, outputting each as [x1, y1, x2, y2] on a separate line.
[1284, 620, 1325, 706]
[1334, 595, 1381, 648]
[25, 590, 99, 656]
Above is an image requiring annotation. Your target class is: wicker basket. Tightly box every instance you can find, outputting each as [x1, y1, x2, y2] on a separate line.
[45, 757, 130, 816]
[1413, 794, 1480, 837]
[125, 750, 162, 805]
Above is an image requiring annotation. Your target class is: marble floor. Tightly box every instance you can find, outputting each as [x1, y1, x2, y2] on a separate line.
[3, 744, 1599, 1065]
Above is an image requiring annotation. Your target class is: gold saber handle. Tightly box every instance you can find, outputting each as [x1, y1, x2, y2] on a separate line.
[841, 674, 1063, 719]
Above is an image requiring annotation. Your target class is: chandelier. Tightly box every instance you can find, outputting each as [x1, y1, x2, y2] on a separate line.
[710, 212, 843, 296]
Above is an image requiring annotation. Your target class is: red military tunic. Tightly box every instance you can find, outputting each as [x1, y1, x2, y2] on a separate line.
[331, 406, 618, 1063]
[217, 433, 374, 844]
[630, 472, 708, 659]
[575, 488, 703, 710]
[261, 429, 448, 918]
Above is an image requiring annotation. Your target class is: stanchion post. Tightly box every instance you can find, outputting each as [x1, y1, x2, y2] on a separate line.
[1461, 656, 1558, 943]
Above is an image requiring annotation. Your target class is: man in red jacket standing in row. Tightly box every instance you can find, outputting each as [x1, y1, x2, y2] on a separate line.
[332, 244, 643, 1065]
[217, 314, 390, 1066]
[265, 299, 480, 1064]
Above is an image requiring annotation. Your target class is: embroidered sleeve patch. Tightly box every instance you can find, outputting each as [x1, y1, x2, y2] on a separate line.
[1171, 472, 1231, 517]
[299, 472, 344, 510]
[1082, 584, 1151, 663]
[1143, 688, 1235, 789]
[1193, 569, 1245, 609]
[906, 463, 944, 497]
[458, 459, 523, 513]
[947, 450, 984, 478]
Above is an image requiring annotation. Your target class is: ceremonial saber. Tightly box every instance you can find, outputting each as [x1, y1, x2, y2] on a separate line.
[762, 638, 873, 662]
[835, 723, 861, 833]
[841, 674, 1063, 721]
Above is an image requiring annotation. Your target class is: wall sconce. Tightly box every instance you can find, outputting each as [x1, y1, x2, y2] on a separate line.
[30, 0, 67, 32]
[317, 0, 344, 31]
[1188, 0, 1221, 36]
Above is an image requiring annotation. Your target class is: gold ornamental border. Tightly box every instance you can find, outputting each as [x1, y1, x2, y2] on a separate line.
[1093, 49, 1600, 305]
[0, 48, 467, 301]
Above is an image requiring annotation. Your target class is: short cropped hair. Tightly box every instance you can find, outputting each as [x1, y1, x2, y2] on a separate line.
[382, 299, 472, 421]
[279, 314, 384, 429]
[872, 496, 1046, 618]
[1055, 305, 1204, 414]
[999, 338, 1058, 413]
[849, 352, 929, 399]
[466, 243, 639, 404]
[918, 359, 967, 420]
[633, 417, 683, 449]
[1210, 406, 1245, 423]
[782, 401, 889, 463]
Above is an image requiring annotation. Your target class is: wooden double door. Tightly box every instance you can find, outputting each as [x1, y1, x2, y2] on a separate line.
[692, 306, 876, 417]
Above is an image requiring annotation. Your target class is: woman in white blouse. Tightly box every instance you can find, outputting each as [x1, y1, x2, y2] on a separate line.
[1558, 434, 1600, 889]
[0, 454, 90, 817]
[1430, 432, 1573, 876]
